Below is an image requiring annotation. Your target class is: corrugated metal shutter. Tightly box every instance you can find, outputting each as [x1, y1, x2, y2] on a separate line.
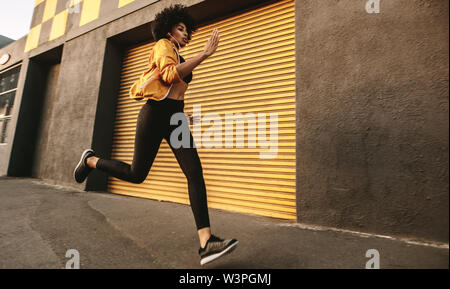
[108, 0, 296, 220]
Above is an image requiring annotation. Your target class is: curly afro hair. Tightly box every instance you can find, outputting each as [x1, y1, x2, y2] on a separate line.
[152, 4, 197, 41]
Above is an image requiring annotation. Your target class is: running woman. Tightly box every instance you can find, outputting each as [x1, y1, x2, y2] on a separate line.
[73, 4, 238, 266]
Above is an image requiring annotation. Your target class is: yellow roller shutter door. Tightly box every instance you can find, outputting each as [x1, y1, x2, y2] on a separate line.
[109, 0, 296, 220]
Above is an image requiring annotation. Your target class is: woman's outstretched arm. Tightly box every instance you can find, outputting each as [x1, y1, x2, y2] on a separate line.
[176, 29, 220, 79]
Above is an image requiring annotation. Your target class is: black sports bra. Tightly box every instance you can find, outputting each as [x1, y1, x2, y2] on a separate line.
[179, 55, 193, 84]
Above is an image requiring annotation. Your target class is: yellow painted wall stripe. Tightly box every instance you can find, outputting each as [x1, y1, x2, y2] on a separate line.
[35, 0, 46, 7]
[49, 10, 68, 41]
[118, 0, 136, 8]
[25, 24, 41, 52]
[42, 0, 58, 23]
[79, 0, 101, 26]
[108, 0, 296, 221]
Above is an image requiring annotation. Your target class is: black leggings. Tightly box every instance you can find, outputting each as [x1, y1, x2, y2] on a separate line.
[96, 98, 210, 230]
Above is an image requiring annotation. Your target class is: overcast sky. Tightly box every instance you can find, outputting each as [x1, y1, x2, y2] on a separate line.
[0, 0, 36, 40]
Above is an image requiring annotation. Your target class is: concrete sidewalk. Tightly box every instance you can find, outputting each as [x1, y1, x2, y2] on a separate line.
[0, 177, 447, 269]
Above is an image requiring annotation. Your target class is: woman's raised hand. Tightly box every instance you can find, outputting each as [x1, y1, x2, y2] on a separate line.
[177, 29, 220, 77]
[203, 29, 220, 58]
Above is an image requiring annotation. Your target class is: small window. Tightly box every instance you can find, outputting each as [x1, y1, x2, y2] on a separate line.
[0, 65, 20, 143]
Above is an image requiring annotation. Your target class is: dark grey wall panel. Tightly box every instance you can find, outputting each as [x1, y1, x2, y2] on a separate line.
[86, 40, 123, 191]
[295, 0, 449, 243]
[38, 27, 109, 189]
[31, 63, 61, 180]
[8, 60, 48, 177]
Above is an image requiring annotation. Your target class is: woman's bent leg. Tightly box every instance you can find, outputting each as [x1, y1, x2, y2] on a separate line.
[96, 102, 165, 184]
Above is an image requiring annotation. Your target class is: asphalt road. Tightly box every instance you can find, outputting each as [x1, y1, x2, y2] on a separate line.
[0, 177, 447, 269]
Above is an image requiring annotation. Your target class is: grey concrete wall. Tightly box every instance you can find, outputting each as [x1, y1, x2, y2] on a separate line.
[295, 0, 449, 243]
[85, 40, 123, 192]
[31, 27, 110, 189]
[31, 63, 61, 180]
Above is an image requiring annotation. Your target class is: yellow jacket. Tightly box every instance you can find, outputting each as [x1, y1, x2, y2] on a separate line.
[129, 38, 185, 101]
